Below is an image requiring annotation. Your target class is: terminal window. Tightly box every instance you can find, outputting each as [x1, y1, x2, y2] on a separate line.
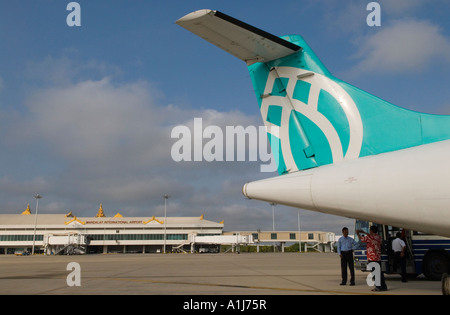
[0, 235, 43, 241]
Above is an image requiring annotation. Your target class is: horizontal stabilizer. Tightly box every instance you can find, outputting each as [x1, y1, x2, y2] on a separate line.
[176, 9, 301, 65]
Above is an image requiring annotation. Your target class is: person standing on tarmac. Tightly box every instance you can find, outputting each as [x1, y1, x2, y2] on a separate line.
[337, 227, 357, 286]
[392, 232, 408, 282]
[356, 226, 388, 291]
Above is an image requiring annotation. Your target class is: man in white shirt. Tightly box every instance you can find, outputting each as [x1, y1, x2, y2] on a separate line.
[392, 232, 407, 282]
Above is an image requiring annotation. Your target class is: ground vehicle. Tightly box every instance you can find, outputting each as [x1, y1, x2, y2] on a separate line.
[354, 220, 450, 281]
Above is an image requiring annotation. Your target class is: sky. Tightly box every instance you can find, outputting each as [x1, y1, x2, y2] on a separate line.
[0, 0, 450, 234]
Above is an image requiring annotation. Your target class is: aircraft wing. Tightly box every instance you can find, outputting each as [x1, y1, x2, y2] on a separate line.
[176, 9, 301, 65]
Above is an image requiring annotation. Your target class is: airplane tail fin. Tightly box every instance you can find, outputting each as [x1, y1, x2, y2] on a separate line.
[177, 10, 450, 174]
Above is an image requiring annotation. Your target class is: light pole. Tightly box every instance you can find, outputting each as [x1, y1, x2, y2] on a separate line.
[298, 210, 301, 253]
[163, 194, 170, 254]
[32, 194, 42, 255]
[270, 202, 276, 253]
[270, 202, 276, 231]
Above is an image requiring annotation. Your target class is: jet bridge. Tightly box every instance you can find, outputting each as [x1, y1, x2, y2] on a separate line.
[193, 234, 254, 253]
[43, 233, 88, 255]
[173, 233, 254, 253]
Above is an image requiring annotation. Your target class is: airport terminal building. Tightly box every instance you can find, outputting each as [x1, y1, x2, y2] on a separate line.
[0, 204, 225, 255]
[0, 204, 335, 255]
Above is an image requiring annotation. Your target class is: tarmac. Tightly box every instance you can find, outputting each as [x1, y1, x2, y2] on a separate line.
[0, 252, 443, 296]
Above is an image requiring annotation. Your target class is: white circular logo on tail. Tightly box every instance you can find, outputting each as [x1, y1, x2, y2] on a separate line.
[261, 67, 363, 171]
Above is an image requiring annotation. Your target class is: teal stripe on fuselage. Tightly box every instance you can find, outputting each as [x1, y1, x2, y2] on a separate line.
[338, 78, 450, 157]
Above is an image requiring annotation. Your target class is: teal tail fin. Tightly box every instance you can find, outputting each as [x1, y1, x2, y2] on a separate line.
[177, 10, 450, 174]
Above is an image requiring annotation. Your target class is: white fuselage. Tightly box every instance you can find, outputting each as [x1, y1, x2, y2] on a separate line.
[243, 140, 450, 237]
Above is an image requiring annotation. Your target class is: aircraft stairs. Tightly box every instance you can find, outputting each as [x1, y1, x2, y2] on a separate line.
[172, 241, 190, 253]
[54, 244, 86, 255]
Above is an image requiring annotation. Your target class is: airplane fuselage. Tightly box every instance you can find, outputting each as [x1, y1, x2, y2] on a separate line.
[243, 140, 450, 237]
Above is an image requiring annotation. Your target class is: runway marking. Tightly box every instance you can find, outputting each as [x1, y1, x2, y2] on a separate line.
[105, 277, 381, 295]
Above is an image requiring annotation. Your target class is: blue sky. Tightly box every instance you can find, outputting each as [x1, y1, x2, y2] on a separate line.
[1, 0, 450, 233]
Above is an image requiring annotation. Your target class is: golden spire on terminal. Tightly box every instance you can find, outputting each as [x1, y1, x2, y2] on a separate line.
[142, 216, 164, 225]
[65, 216, 86, 225]
[95, 203, 106, 217]
[21, 204, 31, 215]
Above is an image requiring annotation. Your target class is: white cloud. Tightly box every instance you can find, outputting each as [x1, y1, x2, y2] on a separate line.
[23, 55, 122, 87]
[29, 78, 181, 175]
[0, 55, 353, 233]
[350, 19, 450, 75]
[1, 68, 275, 227]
